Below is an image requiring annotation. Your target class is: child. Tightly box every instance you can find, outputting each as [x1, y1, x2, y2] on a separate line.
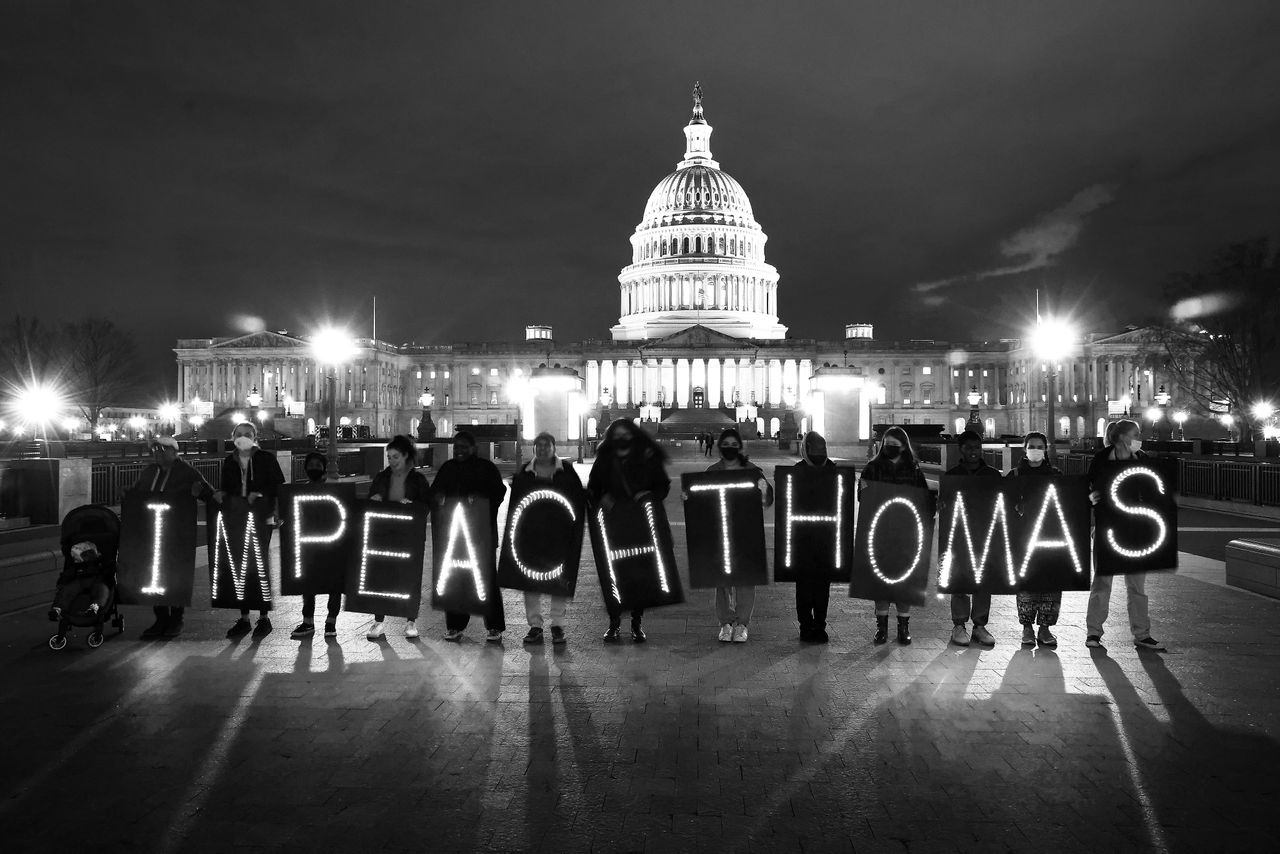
[49, 541, 110, 621]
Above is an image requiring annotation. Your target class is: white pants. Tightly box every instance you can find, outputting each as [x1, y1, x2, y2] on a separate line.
[1086, 572, 1150, 640]
[523, 592, 568, 628]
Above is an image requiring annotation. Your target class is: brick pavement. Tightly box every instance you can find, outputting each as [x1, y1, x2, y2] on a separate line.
[2, 450, 1278, 853]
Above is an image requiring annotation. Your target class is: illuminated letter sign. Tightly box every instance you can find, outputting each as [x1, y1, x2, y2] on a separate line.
[344, 501, 428, 618]
[116, 491, 198, 607]
[1016, 479, 1091, 592]
[431, 497, 496, 616]
[1094, 463, 1178, 574]
[773, 465, 856, 583]
[588, 495, 683, 610]
[682, 471, 768, 589]
[938, 477, 1017, 594]
[849, 482, 934, 606]
[497, 483, 585, 597]
[279, 483, 357, 597]
[208, 497, 273, 610]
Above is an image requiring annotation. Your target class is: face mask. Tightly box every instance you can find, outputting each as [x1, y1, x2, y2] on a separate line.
[306, 467, 326, 482]
[614, 438, 632, 452]
[808, 453, 828, 467]
[881, 445, 902, 460]
[1129, 438, 1143, 452]
[719, 446, 740, 461]
[1025, 449, 1045, 464]
[233, 436, 254, 451]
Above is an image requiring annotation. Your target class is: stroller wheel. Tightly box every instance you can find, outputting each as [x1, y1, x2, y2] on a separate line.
[49, 634, 68, 651]
[87, 631, 104, 649]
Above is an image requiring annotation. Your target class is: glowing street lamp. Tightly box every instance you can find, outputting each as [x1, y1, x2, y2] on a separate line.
[246, 386, 263, 408]
[189, 415, 206, 433]
[256, 409, 269, 424]
[14, 383, 65, 431]
[128, 415, 147, 437]
[158, 402, 181, 435]
[311, 327, 358, 479]
[1029, 317, 1078, 460]
[1144, 406, 1162, 439]
[230, 411, 246, 425]
[1173, 411, 1188, 441]
[417, 387, 436, 441]
[1251, 401, 1275, 422]
[966, 385, 981, 434]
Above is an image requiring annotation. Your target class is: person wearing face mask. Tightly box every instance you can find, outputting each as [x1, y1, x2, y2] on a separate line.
[364, 435, 433, 640]
[1006, 432, 1063, 646]
[943, 430, 1002, 647]
[289, 452, 348, 639]
[432, 431, 508, 643]
[587, 418, 670, 642]
[858, 426, 929, 645]
[1084, 418, 1165, 652]
[133, 436, 216, 638]
[514, 432, 586, 645]
[215, 422, 285, 640]
[705, 428, 773, 643]
[789, 431, 840, 643]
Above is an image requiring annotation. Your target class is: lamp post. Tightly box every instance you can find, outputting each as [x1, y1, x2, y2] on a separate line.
[1173, 411, 1188, 441]
[247, 386, 263, 409]
[311, 328, 358, 481]
[1144, 407, 1162, 440]
[1154, 384, 1171, 440]
[1220, 413, 1236, 443]
[417, 387, 436, 441]
[158, 403, 181, 436]
[966, 386, 981, 435]
[1029, 316, 1077, 462]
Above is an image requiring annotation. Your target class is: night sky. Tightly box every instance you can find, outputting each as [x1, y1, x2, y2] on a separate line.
[4, 1, 1280, 394]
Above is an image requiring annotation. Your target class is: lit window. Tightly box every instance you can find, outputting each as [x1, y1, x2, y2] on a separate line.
[982, 370, 988, 377]
[416, 370, 422, 379]
[923, 399, 931, 404]
[922, 367, 932, 375]
[903, 398, 911, 405]
[471, 367, 480, 375]
[489, 368, 499, 376]
[430, 371, 436, 379]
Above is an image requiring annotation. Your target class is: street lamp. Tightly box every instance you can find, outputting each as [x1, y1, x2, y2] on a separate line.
[966, 386, 981, 434]
[1220, 413, 1236, 443]
[158, 403, 181, 436]
[13, 383, 65, 434]
[311, 327, 358, 479]
[189, 415, 206, 434]
[1144, 407, 1162, 439]
[417, 387, 436, 441]
[247, 386, 263, 408]
[1029, 317, 1077, 461]
[1173, 410, 1188, 441]
[128, 415, 147, 438]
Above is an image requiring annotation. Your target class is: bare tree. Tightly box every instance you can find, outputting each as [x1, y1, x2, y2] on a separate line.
[0, 315, 61, 392]
[1158, 238, 1280, 440]
[61, 318, 143, 432]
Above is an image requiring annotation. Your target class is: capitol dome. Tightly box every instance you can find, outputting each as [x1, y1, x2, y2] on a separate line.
[611, 86, 786, 342]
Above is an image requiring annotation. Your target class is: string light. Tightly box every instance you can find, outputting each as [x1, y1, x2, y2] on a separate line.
[940, 492, 1016, 588]
[1105, 467, 1168, 559]
[688, 480, 756, 575]
[291, 493, 348, 580]
[866, 496, 924, 584]
[508, 489, 576, 581]
[211, 509, 270, 602]
[142, 502, 169, 595]
[783, 471, 845, 569]
[358, 510, 413, 600]
[595, 498, 671, 606]
[1019, 483, 1085, 579]
[435, 505, 487, 601]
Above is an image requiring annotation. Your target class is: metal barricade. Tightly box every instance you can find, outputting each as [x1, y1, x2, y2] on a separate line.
[1217, 462, 1255, 502]
[1258, 465, 1280, 507]
[1178, 460, 1214, 498]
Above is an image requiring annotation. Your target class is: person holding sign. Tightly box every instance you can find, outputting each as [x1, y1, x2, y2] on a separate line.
[216, 422, 285, 640]
[944, 430, 1002, 647]
[290, 452, 347, 639]
[1006, 432, 1063, 647]
[790, 431, 838, 644]
[514, 432, 585, 645]
[365, 435, 432, 640]
[1085, 418, 1166, 652]
[858, 426, 929, 645]
[705, 428, 773, 643]
[434, 431, 507, 642]
[587, 419, 670, 643]
[133, 436, 215, 638]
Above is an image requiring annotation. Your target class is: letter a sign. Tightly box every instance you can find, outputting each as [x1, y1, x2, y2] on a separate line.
[431, 497, 497, 616]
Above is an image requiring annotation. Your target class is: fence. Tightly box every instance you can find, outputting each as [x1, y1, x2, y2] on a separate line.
[91, 458, 226, 505]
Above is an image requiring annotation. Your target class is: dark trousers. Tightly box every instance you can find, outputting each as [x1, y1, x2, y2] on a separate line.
[446, 591, 506, 632]
[303, 592, 342, 622]
[605, 604, 644, 625]
[795, 579, 831, 630]
[153, 605, 185, 623]
[54, 577, 109, 612]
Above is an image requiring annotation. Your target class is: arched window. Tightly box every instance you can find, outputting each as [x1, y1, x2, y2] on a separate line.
[660, 240, 667, 256]
[730, 237, 736, 255]
[683, 237, 690, 254]
[695, 236, 702, 253]
[718, 236, 726, 254]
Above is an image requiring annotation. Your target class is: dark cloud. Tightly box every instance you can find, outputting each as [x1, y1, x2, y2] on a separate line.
[3, 1, 1280, 395]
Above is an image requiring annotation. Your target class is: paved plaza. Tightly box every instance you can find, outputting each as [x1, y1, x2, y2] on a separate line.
[2, 451, 1278, 853]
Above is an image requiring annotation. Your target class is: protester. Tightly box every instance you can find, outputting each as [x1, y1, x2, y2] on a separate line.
[1006, 431, 1063, 647]
[1085, 418, 1165, 651]
[704, 431, 713, 457]
[216, 422, 286, 640]
[945, 429, 1002, 646]
[290, 452, 345, 639]
[858, 426, 929, 645]
[587, 418, 670, 642]
[790, 431, 838, 644]
[364, 435, 432, 640]
[132, 436, 215, 639]
[433, 431, 507, 642]
[705, 428, 773, 643]
[513, 432, 585, 645]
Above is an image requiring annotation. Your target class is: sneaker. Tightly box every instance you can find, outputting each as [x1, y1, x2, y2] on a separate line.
[1021, 624, 1036, 646]
[718, 624, 733, 643]
[252, 617, 273, 639]
[291, 622, 316, 639]
[972, 625, 995, 646]
[162, 619, 184, 638]
[141, 619, 166, 639]
[367, 621, 386, 640]
[323, 622, 337, 638]
[732, 625, 748, 643]
[486, 629, 503, 643]
[1085, 635, 1103, 648]
[443, 629, 463, 642]
[524, 627, 544, 645]
[550, 626, 566, 644]
[951, 624, 971, 647]
[1135, 637, 1165, 651]
[404, 621, 419, 639]
[1037, 626, 1058, 647]
[226, 618, 252, 639]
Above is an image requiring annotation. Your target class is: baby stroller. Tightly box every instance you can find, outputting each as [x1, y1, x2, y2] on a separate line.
[48, 504, 124, 650]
